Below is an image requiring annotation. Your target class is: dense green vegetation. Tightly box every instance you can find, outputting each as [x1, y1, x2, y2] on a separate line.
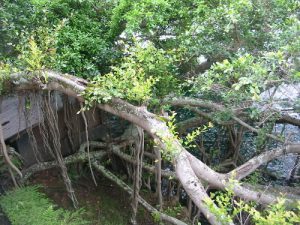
[2, 0, 298, 89]
[1, 0, 117, 76]
[0, 0, 300, 224]
[0, 186, 88, 225]
[205, 183, 300, 225]
[1, 0, 296, 118]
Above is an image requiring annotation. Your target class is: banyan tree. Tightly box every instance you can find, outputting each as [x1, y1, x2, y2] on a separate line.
[0, 0, 300, 224]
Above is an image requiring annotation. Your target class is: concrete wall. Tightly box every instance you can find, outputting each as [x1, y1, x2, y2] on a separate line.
[0, 95, 41, 140]
[1, 92, 108, 167]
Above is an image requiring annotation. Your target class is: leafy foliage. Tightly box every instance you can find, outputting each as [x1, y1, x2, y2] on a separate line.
[205, 181, 300, 225]
[192, 51, 296, 106]
[0, 62, 15, 94]
[83, 44, 157, 105]
[0, 0, 117, 77]
[0, 186, 89, 225]
[109, 0, 193, 39]
[247, 198, 300, 225]
[83, 42, 178, 106]
[1, 0, 300, 223]
[163, 203, 183, 218]
[155, 112, 212, 161]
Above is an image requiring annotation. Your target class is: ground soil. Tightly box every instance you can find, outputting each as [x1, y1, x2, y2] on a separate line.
[0, 208, 11, 225]
[29, 167, 157, 225]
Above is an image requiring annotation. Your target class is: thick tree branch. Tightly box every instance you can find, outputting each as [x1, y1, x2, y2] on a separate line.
[110, 144, 176, 178]
[231, 116, 283, 142]
[243, 183, 300, 201]
[165, 97, 300, 144]
[163, 97, 225, 111]
[7, 70, 299, 224]
[84, 140, 300, 205]
[21, 151, 106, 183]
[78, 140, 177, 178]
[227, 144, 300, 180]
[277, 114, 300, 127]
[186, 151, 298, 206]
[175, 151, 231, 225]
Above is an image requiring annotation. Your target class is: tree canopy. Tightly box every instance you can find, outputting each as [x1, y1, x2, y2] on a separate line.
[0, 0, 300, 225]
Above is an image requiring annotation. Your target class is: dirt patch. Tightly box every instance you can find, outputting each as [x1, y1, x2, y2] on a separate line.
[29, 168, 157, 225]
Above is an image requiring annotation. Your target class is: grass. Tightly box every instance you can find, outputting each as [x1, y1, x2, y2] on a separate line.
[0, 169, 156, 225]
[0, 185, 88, 225]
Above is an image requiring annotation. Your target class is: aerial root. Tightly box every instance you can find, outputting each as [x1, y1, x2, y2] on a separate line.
[92, 160, 188, 225]
[0, 123, 23, 180]
[21, 151, 106, 183]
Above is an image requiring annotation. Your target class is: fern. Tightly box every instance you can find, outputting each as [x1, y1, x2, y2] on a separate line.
[0, 186, 89, 225]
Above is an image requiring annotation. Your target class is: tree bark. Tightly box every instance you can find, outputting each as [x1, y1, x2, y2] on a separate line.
[6, 70, 300, 224]
[21, 151, 106, 183]
[228, 144, 300, 180]
[154, 146, 163, 210]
